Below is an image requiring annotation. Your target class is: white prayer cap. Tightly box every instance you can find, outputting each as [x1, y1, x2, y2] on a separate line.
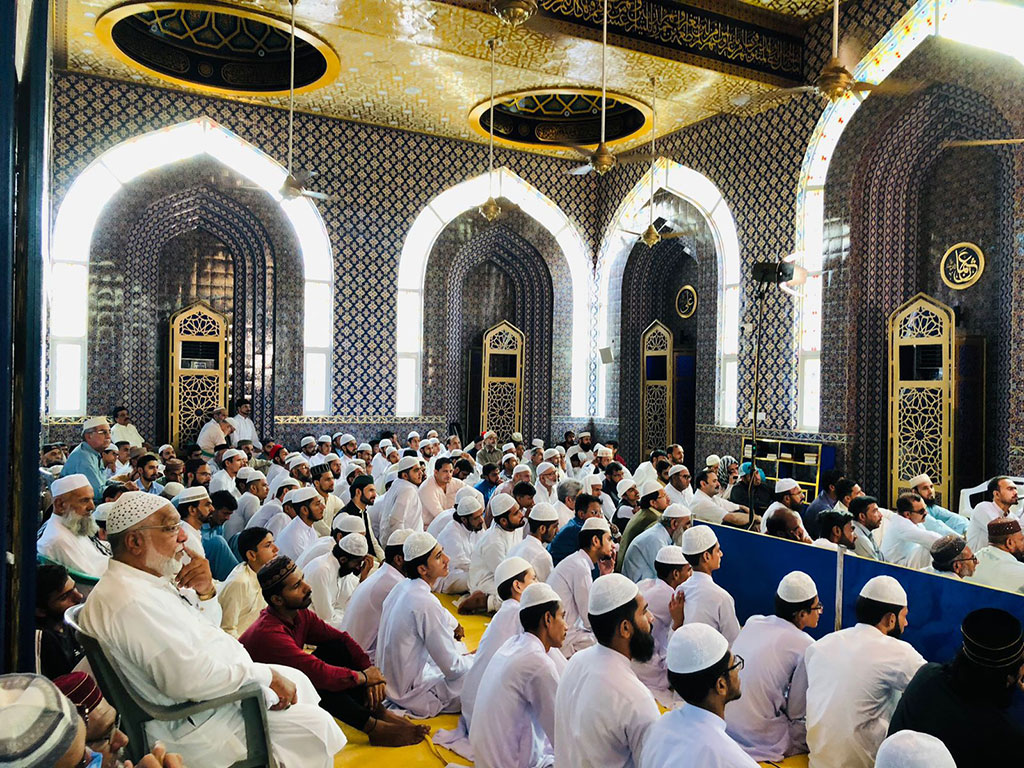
[511, 432, 524, 443]
[357, 442, 371, 452]
[662, 503, 692, 520]
[107, 491, 173, 534]
[332, 514, 365, 534]
[581, 516, 611, 533]
[426, 429, 439, 438]
[668, 464, 687, 478]
[450, 449, 464, 458]
[221, 448, 245, 461]
[321, 452, 340, 463]
[639, 480, 663, 498]
[270, 476, 299, 498]
[318, 435, 332, 444]
[491, 493, 519, 517]
[875, 731, 956, 768]
[705, 454, 722, 468]
[655, 545, 687, 566]
[422, 437, 438, 447]
[520, 582, 561, 611]
[681, 524, 718, 555]
[407, 431, 420, 440]
[775, 478, 800, 494]
[50, 474, 91, 498]
[543, 448, 559, 460]
[0, 672, 80, 767]
[387, 528, 415, 547]
[777, 571, 818, 603]
[528, 502, 559, 522]
[176, 486, 210, 505]
[283, 487, 318, 506]
[617, 478, 637, 497]
[332, 431, 345, 439]
[495, 556, 532, 588]
[386, 447, 400, 457]
[339, 532, 369, 558]
[237, 466, 256, 481]
[403, 531, 437, 560]
[300, 436, 317, 448]
[286, 454, 309, 469]
[380, 438, 393, 449]
[338, 433, 356, 444]
[396, 456, 420, 473]
[556, 445, 566, 455]
[859, 575, 908, 607]
[536, 462, 555, 476]
[500, 453, 517, 465]
[309, 453, 326, 467]
[513, 463, 532, 476]
[596, 446, 613, 458]
[667, 623, 730, 674]
[93, 502, 114, 523]
[245, 470, 266, 484]
[457, 495, 484, 517]
[161, 482, 184, 500]
[81, 416, 109, 433]
[347, 459, 366, 470]
[483, 430, 497, 439]
[584, 474, 603, 488]
[578, 431, 591, 438]
[502, 442, 515, 452]
[566, 445, 582, 459]
[223, 417, 238, 431]
[455, 486, 480, 503]
[531, 438, 545, 449]
[589, 573, 639, 615]
[908, 473, 931, 489]
[158, 444, 173, 454]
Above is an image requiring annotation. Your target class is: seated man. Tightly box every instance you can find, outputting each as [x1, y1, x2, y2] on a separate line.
[247, 477, 299, 536]
[966, 475, 1021, 552]
[724, 464, 768, 521]
[766, 505, 809, 543]
[274, 486, 324, 562]
[224, 468, 268, 540]
[813, 509, 858, 551]
[34, 564, 86, 678]
[632, 546, 688, 704]
[972, 517, 1024, 593]
[759, 478, 809, 538]
[54, 671, 131, 767]
[615, 482, 669, 572]
[38, 474, 110, 579]
[470, 582, 567, 768]
[509, 501, 559, 582]
[850, 495, 884, 560]
[79, 491, 346, 766]
[920, 535, 976, 580]
[552, 491, 606, 568]
[377, 532, 474, 717]
[219, 526, 279, 637]
[689, 468, 755, 528]
[725, 571, 819, 762]
[547, 516, 613, 657]
[908, 473, 967, 535]
[341, 529, 415, 664]
[466, 493, 526, 613]
[881, 493, 942, 569]
[643, 624, 758, 767]
[679, 525, 740, 645]
[304, 532, 371, 629]
[623, 503, 691, 583]
[240, 556, 427, 747]
[434, 494, 486, 594]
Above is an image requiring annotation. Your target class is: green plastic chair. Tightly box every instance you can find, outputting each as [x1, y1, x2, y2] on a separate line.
[65, 605, 276, 767]
[36, 553, 101, 588]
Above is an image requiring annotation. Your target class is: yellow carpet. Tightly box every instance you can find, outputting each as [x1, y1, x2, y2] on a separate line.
[332, 593, 809, 768]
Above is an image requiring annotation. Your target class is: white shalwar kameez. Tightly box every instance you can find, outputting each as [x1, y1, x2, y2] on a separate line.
[111, 422, 145, 448]
[295, 536, 333, 569]
[340, 562, 404, 664]
[971, 545, 1024, 593]
[304, 551, 360, 629]
[229, 414, 262, 451]
[802, 623, 925, 768]
[642, 704, 759, 768]
[209, 469, 241, 499]
[224, 491, 261, 540]
[247, 500, 289, 536]
[555, 643, 660, 768]
[196, 420, 224, 456]
[724, 615, 812, 761]
[665, 483, 694, 507]
[554, 501, 574, 527]
[680, 571, 740, 645]
[546, 548, 596, 657]
[690, 489, 732, 524]
[534, 483, 557, 506]
[469, 523, 521, 612]
[79, 560, 345, 768]
[509, 534, 554, 583]
[376, 478, 424, 547]
[879, 510, 941, 569]
[37, 514, 110, 578]
[434, 518, 481, 594]
[631, 578, 676, 706]
[427, 508, 455, 538]
[470, 632, 561, 768]
[377, 577, 473, 717]
[274, 516, 317, 562]
[418, 475, 465, 527]
[967, 501, 1023, 552]
[622, 523, 671, 583]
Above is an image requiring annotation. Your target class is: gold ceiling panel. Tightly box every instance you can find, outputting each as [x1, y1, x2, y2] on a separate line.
[61, 0, 780, 156]
[730, 0, 833, 18]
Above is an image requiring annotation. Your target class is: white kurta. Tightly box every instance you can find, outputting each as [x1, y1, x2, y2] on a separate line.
[224, 492, 261, 540]
[534, 483, 557, 506]
[631, 578, 676, 705]
[79, 559, 345, 767]
[304, 551, 359, 629]
[197, 420, 227, 456]
[427, 508, 455, 538]
[469, 523, 522, 612]
[247, 500, 284, 531]
[461, 599, 522, 726]
[218, 562, 266, 638]
[470, 632, 560, 768]
[546, 549, 596, 657]
[110, 422, 145, 448]
[554, 501, 574, 527]
[690, 489, 730, 524]
[340, 562, 404, 664]
[680, 571, 740, 646]
[642, 704, 759, 768]
[622, 523, 671, 583]
[37, 514, 110, 578]
[724, 615, 812, 761]
[377, 478, 424, 546]
[803, 623, 925, 768]
[434, 518, 482, 594]
[554, 643, 659, 768]
[312, 492, 344, 538]
[509, 534, 554, 583]
[295, 536, 333, 569]
[879, 511, 940, 569]
[230, 415, 262, 451]
[967, 501, 1023, 552]
[665, 483, 694, 507]
[209, 470, 241, 499]
[760, 501, 808, 538]
[275, 517, 317, 562]
[418, 475, 465, 527]
[971, 545, 1024, 593]
[377, 577, 473, 717]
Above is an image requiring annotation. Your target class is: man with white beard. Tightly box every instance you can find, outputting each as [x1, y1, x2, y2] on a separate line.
[79, 491, 346, 767]
[37, 474, 110, 578]
[533, 461, 559, 506]
[622, 503, 691, 582]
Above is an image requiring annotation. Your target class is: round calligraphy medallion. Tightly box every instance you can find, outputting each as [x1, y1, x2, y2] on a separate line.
[675, 285, 697, 319]
[939, 242, 984, 290]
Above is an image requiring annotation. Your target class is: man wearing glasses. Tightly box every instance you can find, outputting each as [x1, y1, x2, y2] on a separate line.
[724, 571, 822, 762]
[921, 535, 977, 580]
[64, 417, 114, 503]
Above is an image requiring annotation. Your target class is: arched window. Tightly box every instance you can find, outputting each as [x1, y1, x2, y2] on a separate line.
[794, 0, 1022, 431]
[597, 158, 741, 424]
[48, 117, 334, 416]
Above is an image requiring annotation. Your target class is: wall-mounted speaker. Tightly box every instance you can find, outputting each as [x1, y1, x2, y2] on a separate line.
[599, 346, 615, 364]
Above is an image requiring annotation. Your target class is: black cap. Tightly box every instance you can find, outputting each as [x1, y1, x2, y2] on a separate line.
[961, 608, 1024, 669]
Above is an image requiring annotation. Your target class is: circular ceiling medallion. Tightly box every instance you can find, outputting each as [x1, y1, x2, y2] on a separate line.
[96, 2, 340, 97]
[939, 241, 984, 290]
[469, 88, 652, 151]
[676, 285, 697, 319]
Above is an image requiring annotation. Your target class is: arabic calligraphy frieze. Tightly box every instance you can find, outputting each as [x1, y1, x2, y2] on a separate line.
[939, 242, 985, 290]
[539, 0, 804, 80]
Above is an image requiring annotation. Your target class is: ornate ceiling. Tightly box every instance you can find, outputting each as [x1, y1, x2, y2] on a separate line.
[56, 0, 818, 156]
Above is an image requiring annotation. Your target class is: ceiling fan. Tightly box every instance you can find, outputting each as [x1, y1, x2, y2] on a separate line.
[563, 0, 656, 175]
[730, 0, 916, 112]
[943, 138, 1024, 148]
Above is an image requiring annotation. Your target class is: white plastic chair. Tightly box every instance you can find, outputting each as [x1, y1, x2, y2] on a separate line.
[959, 477, 1024, 519]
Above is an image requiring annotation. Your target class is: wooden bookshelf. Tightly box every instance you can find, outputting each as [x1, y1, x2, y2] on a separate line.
[740, 437, 837, 499]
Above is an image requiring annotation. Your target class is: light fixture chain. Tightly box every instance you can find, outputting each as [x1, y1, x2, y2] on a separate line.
[600, 0, 607, 143]
[287, 0, 296, 177]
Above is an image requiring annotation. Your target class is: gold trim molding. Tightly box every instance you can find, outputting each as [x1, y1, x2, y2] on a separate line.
[274, 415, 445, 425]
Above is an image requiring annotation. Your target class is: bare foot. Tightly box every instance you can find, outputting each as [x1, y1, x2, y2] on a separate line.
[367, 719, 427, 747]
[457, 590, 489, 614]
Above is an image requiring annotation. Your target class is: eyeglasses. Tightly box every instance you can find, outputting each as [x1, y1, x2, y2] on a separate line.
[86, 714, 121, 751]
[952, 555, 978, 564]
[133, 522, 184, 535]
[727, 654, 744, 672]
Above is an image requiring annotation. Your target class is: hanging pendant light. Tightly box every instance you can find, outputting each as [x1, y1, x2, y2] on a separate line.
[489, 0, 537, 29]
[480, 37, 501, 222]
